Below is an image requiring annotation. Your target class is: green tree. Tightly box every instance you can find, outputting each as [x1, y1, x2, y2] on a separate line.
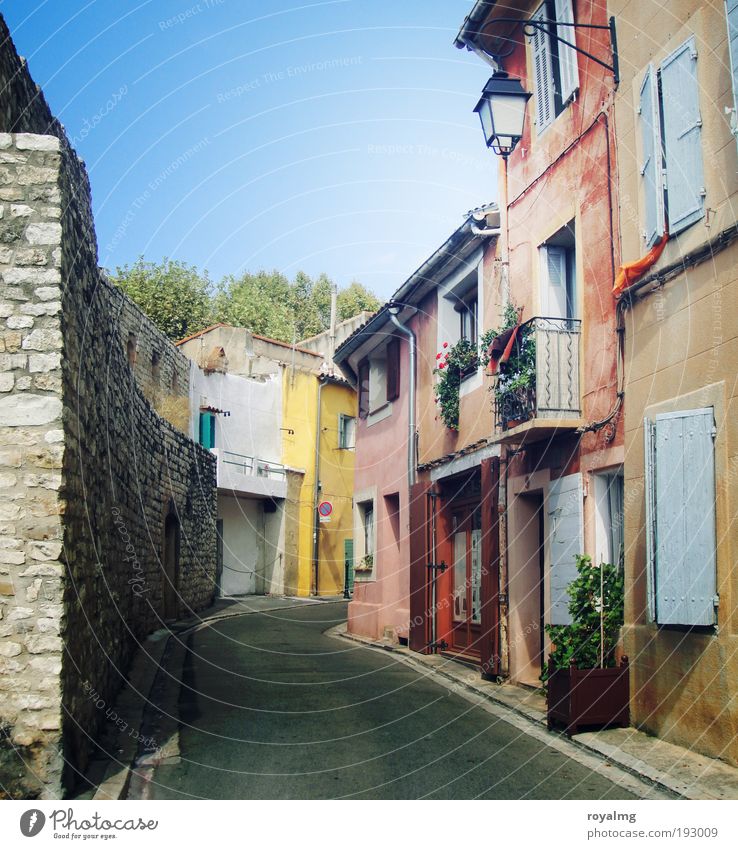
[110, 258, 213, 341]
[336, 280, 380, 321]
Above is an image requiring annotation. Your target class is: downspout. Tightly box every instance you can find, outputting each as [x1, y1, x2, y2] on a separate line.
[388, 310, 416, 487]
[311, 376, 324, 596]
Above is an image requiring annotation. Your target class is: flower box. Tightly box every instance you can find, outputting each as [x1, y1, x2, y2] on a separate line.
[546, 656, 630, 736]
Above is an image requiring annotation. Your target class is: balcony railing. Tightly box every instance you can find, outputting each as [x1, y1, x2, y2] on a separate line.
[222, 450, 286, 480]
[495, 316, 581, 431]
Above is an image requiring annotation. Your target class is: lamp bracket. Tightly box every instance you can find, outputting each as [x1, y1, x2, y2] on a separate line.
[486, 15, 619, 86]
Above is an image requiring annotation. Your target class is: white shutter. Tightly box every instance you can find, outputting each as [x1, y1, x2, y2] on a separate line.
[644, 417, 657, 621]
[555, 0, 579, 103]
[540, 245, 567, 318]
[547, 473, 584, 625]
[638, 65, 665, 247]
[660, 37, 705, 235]
[726, 1, 738, 146]
[652, 408, 717, 626]
[531, 4, 555, 131]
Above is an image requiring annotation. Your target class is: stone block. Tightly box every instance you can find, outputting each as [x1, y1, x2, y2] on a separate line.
[20, 328, 62, 351]
[28, 352, 60, 372]
[2, 267, 59, 286]
[0, 394, 61, 426]
[0, 374, 13, 392]
[24, 634, 61, 654]
[25, 579, 42, 602]
[24, 223, 61, 246]
[10, 204, 32, 218]
[0, 641, 21, 657]
[28, 540, 62, 561]
[6, 314, 33, 329]
[14, 376, 31, 390]
[34, 287, 59, 301]
[18, 563, 61, 578]
[0, 578, 14, 596]
[21, 301, 61, 316]
[0, 550, 24, 565]
[14, 135, 60, 152]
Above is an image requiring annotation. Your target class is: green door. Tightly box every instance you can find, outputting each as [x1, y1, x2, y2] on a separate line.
[344, 538, 354, 596]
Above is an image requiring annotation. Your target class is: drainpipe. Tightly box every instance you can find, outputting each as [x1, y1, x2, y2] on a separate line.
[388, 305, 416, 487]
[311, 376, 324, 596]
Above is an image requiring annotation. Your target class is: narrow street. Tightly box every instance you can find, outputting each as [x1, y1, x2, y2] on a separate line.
[140, 602, 641, 800]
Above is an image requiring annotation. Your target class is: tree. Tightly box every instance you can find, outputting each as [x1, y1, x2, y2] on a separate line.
[336, 280, 380, 321]
[110, 258, 213, 341]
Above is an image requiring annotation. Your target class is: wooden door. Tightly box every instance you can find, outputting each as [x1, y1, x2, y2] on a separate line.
[449, 504, 482, 655]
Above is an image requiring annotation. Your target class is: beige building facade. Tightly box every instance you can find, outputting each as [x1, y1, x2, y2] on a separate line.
[613, 0, 738, 765]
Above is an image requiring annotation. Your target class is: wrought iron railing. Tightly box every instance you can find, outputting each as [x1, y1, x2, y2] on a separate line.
[495, 316, 581, 431]
[222, 450, 286, 479]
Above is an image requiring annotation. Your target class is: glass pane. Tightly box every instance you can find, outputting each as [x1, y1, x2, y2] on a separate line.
[453, 532, 467, 622]
[470, 529, 482, 624]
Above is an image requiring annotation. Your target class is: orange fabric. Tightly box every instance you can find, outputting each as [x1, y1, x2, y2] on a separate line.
[486, 322, 522, 375]
[613, 232, 668, 295]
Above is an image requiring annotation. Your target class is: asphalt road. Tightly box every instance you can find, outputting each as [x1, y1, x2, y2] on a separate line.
[146, 602, 638, 800]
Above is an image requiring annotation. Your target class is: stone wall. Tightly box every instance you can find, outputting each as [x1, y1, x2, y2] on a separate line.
[0, 16, 217, 798]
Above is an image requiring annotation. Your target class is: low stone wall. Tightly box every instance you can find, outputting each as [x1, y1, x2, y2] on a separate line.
[0, 16, 216, 798]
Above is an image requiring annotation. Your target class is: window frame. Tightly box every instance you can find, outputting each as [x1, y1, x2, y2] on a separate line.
[338, 413, 356, 450]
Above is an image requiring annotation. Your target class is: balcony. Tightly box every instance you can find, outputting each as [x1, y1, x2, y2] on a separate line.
[211, 448, 287, 499]
[493, 316, 584, 445]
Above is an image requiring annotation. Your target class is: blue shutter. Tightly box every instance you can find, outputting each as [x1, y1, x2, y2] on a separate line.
[653, 408, 717, 626]
[555, 0, 579, 103]
[639, 65, 665, 247]
[660, 38, 705, 235]
[531, 3, 555, 131]
[726, 1, 738, 147]
[199, 412, 215, 449]
[644, 418, 657, 621]
[547, 472, 584, 625]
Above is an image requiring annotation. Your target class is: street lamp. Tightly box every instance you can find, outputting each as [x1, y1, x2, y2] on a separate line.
[473, 72, 532, 158]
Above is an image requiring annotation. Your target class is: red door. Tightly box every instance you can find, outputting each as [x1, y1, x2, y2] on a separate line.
[437, 502, 482, 658]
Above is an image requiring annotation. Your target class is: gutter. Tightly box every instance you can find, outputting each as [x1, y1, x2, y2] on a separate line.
[389, 310, 416, 488]
[454, 0, 499, 67]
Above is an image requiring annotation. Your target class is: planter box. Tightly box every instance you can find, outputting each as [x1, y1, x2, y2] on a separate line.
[546, 656, 630, 736]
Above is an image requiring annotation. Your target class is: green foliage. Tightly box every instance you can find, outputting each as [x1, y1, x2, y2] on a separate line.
[433, 339, 479, 430]
[542, 555, 625, 683]
[480, 302, 536, 413]
[110, 257, 213, 341]
[111, 259, 380, 344]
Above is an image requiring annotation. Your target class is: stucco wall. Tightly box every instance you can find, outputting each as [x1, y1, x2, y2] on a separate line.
[0, 17, 216, 798]
[612, 0, 738, 765]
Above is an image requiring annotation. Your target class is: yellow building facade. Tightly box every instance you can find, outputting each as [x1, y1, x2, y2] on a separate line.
[281, 367, 357, 597]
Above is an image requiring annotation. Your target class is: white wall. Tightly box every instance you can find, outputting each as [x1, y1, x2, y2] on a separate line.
[219, 494, 262, 596]
[189, 362, 282, 464]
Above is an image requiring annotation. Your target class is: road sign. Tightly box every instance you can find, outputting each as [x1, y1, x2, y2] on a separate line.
[318, 501, 333, 523]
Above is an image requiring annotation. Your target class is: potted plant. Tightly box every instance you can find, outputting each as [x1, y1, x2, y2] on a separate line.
[355, 553, 373, 572]
[544, 554, 629, 736]
[433, 339, 479, 430]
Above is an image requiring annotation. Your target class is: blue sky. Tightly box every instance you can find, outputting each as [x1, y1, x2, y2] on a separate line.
[4, 0, 498, 299]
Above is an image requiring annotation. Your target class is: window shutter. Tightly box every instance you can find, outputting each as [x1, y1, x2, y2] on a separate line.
[639, 65, 665, 247]
[554, 0, 579, 103]
[547, 472, 584, 625]
[338, 414, 346, 448]
[358, 361, 370, 418]
[726, 1, 738, 147]
[653, 408, 717, 626]
[644, 417, 657, 621]
[661, 38, 705, 235]
[531, 4, 555, 131]
[540, 245, 567, 318]
[386, 338, 400, 402]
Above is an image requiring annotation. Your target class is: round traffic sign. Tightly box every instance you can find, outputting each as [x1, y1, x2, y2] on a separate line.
[318, 501, 333, 517]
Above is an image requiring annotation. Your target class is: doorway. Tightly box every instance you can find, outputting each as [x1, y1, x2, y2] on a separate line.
[508, 490, 545, 686]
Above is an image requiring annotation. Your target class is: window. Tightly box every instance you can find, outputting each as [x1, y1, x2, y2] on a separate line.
[539, 222, 576, 320]
[639, 37, 705, 247]
[126, 333, 137, 368]
[644, 408, 717, 626]
[199, 411, 216, 449]
[151, 351, 161, 386]
[356, 498, 375, 571]
[338, 414, 356, 449]
[530, 0, 579, 133]
[456, 292, 478, 345]
[594, 471, 624, 568]
[357, 338, 400, 417]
